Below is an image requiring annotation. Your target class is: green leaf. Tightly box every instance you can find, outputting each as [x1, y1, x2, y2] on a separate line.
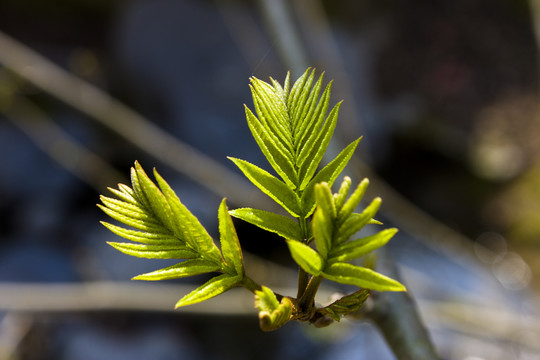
[229, 157, 301, 217]
[218, 199, 244, 276]
[133, 259, 221, 280]
[255, 285, 280, 312]
[97, 205, 165, 233]
[312, 183, 336, 258]
[335, 197, 381, 244]
[99, 196, 150, 221]
[313, 207, 332, 259]
[130, 166, 152, 211]
[118, 183, 135, 197]
[255, 286, 293, 331]
[250, 79, 292, 151]
[322, 262, 406, 292]
[290, 69, 316, 130]
[282, 72, 291, 100]
[245, 106, 298, 188]
[295, 80, 331, 152]
[338, 178, 370, 223]
[333, 176, 352, 212]
[314, 183, 337, 220]
[101, 221, 180, 245]
[319, 288, 370, 322]
[107, 242, 198, 259]
[175, 274, 242, 308]
[153, 169, 223, 264]
[297, 102, 341, 189]
[269, 75, 287, 104]
[292, 72, 324, 142]
[288, 68, 312, 120]
[328, 228, 398, 263]
[133, 162, 175, 231]
[106, 186, 138, 205]
[286, 240, 324, 276]
[229, 208, 303, 242]
[300, 138, 361, 215]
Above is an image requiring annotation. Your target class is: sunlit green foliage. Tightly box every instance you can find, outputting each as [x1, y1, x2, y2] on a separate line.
[99, 163, 244, 307]
[99, 68, 405, 330]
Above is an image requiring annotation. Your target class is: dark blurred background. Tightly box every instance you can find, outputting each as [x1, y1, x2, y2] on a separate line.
[1, 0, 540, 359]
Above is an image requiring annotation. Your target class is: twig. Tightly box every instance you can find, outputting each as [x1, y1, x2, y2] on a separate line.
[357, 252, 440, 360]
[0, 30, 271, 209]
[0, 76, 126, 191]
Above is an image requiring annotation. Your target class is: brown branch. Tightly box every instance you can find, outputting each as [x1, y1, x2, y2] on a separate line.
[356, 252, 440, 360]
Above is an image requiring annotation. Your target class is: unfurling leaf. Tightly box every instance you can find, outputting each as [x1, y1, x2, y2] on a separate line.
[319, 289, 370, 322]
[255, 286, 293, 331]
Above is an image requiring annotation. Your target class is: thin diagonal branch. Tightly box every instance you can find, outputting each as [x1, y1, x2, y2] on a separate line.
[0, 30, 271, 209]
[1, 88, 125, 191]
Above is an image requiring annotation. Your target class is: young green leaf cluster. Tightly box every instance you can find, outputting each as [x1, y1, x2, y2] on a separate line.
[286, 177, 405, 292]
[229, 68, 360, 224]
[228, 69, 405, 325]
[99, 162, 245, 308]
[99, 68, 405, 331]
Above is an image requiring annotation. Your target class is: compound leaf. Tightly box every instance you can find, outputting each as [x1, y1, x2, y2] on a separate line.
[153, 169, 222, 263]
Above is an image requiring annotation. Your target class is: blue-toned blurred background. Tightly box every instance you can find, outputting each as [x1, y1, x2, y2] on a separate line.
[1, 0, 540, 359]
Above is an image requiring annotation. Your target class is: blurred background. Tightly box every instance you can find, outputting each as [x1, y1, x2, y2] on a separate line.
[1, 0, 540, 359]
